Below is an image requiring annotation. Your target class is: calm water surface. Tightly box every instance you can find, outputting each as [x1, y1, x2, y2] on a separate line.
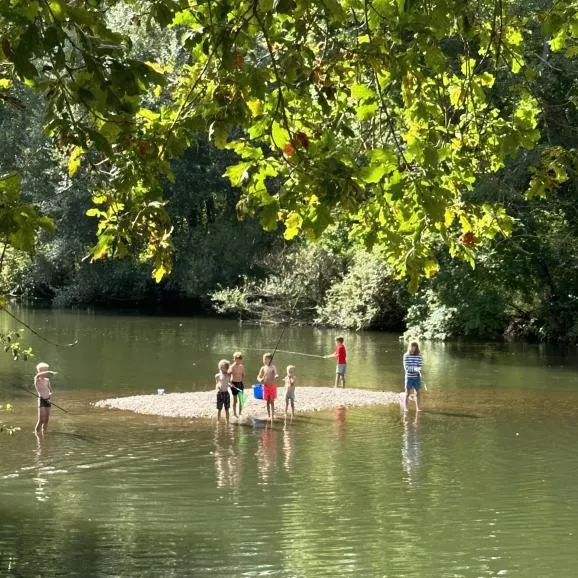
[1, 308, 578, 577]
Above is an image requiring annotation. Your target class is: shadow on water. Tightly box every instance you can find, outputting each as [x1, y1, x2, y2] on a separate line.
[47, 431, 95, 442]
[420, 410, 484, 419]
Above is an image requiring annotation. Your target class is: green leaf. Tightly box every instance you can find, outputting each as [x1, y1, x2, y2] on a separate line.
[350, 83, 375, 100]
[284, 212, 303, 240]
[271, 121, 290, 149]
[209, 121, 228, 149]
[356, 102, 378, 121]
[358, 164, 387, 184]
[153, 263, 167, 283]
[550, 27, 567, 52]
[68, 146, 83, 177]
[224, 162, 251, 187]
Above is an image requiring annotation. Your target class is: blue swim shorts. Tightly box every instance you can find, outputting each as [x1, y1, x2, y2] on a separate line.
[336, 364, 347, 375]
[405, 375, 421, 390]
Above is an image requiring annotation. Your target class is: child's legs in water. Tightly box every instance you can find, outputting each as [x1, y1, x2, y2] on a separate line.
[35, 408, 42, 432]
[36, 407, 49, 432]
[232, 395, 238, 416]
[290, 399, 295, 416]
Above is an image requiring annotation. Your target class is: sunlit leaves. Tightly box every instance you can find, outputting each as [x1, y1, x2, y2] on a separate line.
[1, 0, 576, 288]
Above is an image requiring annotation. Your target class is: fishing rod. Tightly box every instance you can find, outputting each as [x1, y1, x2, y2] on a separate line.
[246, 347, 324, 359]
[269, 289, 306, 364]
[13, 385, 70, 414]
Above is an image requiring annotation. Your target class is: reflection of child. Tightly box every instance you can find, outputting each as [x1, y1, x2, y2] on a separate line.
[403, 341, 423, 412]
[34, 362, 57, 434]
[284, 365, 296, 417]
[325, 336, 347, 388]
[215, 360, 231, 422]
[257, 353, 278, 421]
[229, 351, 245, 418]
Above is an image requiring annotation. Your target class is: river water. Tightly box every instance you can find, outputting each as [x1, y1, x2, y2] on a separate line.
[1, 308, 578, 577]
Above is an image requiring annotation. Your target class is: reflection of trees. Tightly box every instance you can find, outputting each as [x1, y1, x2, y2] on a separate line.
[0, 396, 574, 577]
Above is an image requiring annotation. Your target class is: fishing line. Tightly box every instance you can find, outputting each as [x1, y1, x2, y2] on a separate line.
[245, 347, 324, 359]
[1, 306, 79, 348]
[13, 384, 70, 414]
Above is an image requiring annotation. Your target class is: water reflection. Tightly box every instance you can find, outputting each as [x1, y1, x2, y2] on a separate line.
[334, 406, 347, 436]
[256, 424, 279, 483]
[401, 412, 422, 488]
[282, 425, 295, 473]
[34, 433, 49, 502]
[213, 425, 242, 489]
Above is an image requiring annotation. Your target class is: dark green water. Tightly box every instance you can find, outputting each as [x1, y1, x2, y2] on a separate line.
[1, 308, 578, 577]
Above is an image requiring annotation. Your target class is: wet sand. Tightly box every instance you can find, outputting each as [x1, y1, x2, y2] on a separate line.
[95, 387, 400, 422]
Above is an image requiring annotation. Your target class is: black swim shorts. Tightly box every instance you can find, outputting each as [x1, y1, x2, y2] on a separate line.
[39, 398, 51, 408]
[231, 382, 244, 396]
[216, 391, 230, 410]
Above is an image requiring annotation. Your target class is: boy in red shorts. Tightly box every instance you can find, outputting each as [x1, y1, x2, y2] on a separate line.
[257, 353, 278, 421]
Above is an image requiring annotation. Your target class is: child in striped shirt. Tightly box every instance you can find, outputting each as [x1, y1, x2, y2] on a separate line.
[403, 341, 423, 412]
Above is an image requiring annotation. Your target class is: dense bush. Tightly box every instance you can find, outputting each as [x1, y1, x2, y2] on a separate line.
[316, 252, 406, 331]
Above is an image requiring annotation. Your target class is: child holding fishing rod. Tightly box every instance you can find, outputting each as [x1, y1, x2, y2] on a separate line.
[325, 336, 347, 388]
[34, 362, 58, 434]
[257, 353, 278, 422]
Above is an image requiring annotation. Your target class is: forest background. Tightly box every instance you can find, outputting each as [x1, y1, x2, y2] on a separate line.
[2, 0, 578, 343]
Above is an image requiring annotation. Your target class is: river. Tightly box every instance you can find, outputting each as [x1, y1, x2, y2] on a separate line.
[1, 308, 577, 577]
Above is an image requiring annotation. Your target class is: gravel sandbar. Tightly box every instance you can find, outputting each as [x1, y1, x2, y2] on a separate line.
[95, 386, 400, 422]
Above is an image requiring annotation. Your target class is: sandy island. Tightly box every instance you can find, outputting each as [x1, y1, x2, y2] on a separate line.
[95, 387, 400, 423]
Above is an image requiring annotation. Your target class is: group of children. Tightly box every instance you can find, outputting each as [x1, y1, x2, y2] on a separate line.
[31, 336, 423, 431]
[214, 336, 349, 422]
[215, 352, 297, 423]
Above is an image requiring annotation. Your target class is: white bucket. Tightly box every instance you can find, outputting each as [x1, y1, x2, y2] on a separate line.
[157, 388, 165, 395]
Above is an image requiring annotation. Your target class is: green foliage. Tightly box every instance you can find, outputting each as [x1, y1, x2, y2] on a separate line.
[404, 260, 509, 342]
[211, 243, 344, 323]
[316, 251, 406, 331]
[0, 403, 19, 436]
[1, 0, 576, 289]
[0, 330, 34, 361]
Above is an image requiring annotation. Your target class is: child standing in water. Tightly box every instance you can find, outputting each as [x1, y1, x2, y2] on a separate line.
[34, 362, 57, 434]
[257, 353, 278, 421]
[215, 360, 231, 423]
[284, 365, 296, 418]
[229, 351, 245, 418]
[325, 336, 347, 388]
[403, 340, 423, 412]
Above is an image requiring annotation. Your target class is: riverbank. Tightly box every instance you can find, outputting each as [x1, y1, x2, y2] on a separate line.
[94, 387, 400, 422]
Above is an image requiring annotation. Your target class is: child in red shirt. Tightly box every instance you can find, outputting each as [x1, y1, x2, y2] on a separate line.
[325, 336, 347, 388]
